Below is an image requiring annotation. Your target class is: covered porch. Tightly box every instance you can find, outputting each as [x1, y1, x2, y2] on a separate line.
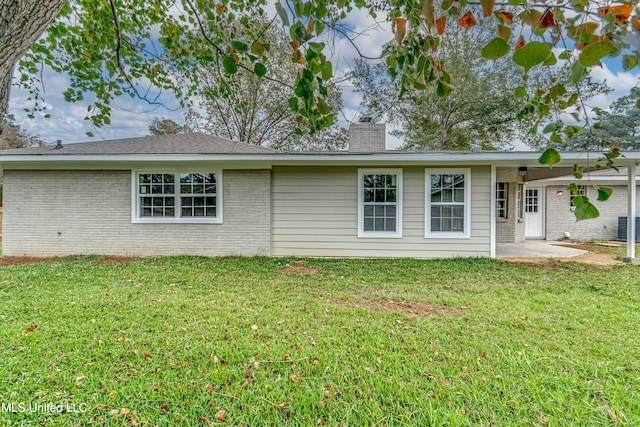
[491, 157, 638, 263]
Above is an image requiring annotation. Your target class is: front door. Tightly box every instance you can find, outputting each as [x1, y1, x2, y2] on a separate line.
[525, 187, 544, 239]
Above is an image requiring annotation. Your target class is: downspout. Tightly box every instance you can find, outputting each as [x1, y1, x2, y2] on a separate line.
[625, 163, 637, 262]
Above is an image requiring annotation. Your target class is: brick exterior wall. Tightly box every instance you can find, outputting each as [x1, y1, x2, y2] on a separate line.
[2, 169, 271, 256]
[545, 185, 640, 241]
[348, 123, 386, 152]
[495, 168, 525, 243]
[496, 183, 526, 243]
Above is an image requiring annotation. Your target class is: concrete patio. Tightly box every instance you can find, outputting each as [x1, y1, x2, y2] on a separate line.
[496, 240, 587, 258]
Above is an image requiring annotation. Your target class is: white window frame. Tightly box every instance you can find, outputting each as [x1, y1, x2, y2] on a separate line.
[425, 168, 471, 239]
[357, 168, 403, 238]
[496, 182, 508, 219]
[516, 183, 524, 221]
[132, 170, 223, 224]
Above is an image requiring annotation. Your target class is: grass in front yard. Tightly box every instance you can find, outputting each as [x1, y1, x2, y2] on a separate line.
[0, 256, 639, 426]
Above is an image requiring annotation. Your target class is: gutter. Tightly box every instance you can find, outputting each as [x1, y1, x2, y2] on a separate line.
[1, 151, 639, 169]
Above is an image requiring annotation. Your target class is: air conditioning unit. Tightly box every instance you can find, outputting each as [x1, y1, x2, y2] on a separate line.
[617, 217, 640, 242]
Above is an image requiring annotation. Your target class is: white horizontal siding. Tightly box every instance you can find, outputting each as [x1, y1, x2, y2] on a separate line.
[271, 165, 491, 258]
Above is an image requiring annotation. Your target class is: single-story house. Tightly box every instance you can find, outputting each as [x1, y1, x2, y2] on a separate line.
[1, 122, 639, 260]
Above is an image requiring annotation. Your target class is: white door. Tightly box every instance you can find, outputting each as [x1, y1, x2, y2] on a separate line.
[525, 187, 544, 239]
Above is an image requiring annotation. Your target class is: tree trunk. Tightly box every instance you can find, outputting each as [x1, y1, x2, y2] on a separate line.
[0, 0, 66, 123]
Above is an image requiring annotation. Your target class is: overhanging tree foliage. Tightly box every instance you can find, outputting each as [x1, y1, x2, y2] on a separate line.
[0, 0, 66, 123]
[0, 114, 47, 149]
[350, 16, 535, 151]
[1, 0, 639, 218]
[193, 20, 347, 151]
[560, 94, 640, 150]
[148, 117, 184, 135]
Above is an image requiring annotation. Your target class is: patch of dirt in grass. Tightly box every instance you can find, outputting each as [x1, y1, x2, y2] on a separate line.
[281, 266, 319, 275]
[0, 256, 56, 267]
[504, 242, 625, 267]
[89, 256, 141, 265]
[280, 260, 319, 275]
[328, 298, 464, 318]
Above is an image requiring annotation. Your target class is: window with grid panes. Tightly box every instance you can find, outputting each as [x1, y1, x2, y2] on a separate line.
[138, 173, 176, 218]
[134, 171, 221, 223]
[358, 169, 403, 238]
[180, 173, 218, 218]
[425, 169, 471, 238]
[496, 182, 508, 219]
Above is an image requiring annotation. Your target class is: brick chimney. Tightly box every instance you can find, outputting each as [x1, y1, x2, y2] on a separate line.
[348, 119, 386, 152]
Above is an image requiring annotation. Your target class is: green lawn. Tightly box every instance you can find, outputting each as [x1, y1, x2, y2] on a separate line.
[0, 256, 638, 426]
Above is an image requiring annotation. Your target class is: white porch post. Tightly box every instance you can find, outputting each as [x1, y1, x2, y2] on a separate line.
[626, 163, 637, 261]
[490, 165, 496, 258]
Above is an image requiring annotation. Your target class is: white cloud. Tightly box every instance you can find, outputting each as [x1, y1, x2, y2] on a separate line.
[588, 63, 639, 110]
[8, 63, 184, 144]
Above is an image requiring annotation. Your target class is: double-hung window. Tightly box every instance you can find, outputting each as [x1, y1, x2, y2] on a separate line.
[425, 168, 471, 238]
[496, 182, 508, 219]
[358, 169, 403, 238]
[133, 171, 222, 223]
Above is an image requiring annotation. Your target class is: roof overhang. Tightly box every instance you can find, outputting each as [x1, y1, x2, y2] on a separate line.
[1, 151, 639, 170]
[528, 175, 637, 186]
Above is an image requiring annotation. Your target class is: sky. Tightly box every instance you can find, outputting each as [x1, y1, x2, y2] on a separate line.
[6, 6, 639, 150]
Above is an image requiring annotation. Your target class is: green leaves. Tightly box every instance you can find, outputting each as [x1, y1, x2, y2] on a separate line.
[231, 41, 249, 52]
[250, 41, 266, 56]
[222, 56, 238, 74]
[481, 38, 510, 60]
[538, 147, 561, 167]
[512, 42, 552, 72]
[254, 63, 266, 77]
[542, 122, 562, 133]
[597, 187, 613, 202]
[572, 196, 600, 221]
[436, 81, 453, 97]
[565, 185, 610, 221]
[579, 41, 618, 67]
[623, 55, 638, 71]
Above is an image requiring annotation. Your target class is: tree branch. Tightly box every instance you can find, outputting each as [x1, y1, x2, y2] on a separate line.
[107, 0, 170, 109]
[183, 0, 293, 90]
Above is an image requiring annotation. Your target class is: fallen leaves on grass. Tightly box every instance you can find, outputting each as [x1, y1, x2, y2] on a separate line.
[0, 256, 56, 267]
[214, 409, 227, 421]
[326, 298, 464, 318]
[89, 256, 141, 265]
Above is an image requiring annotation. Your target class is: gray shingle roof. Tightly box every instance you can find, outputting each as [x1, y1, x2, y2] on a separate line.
[0, 133, 277, 155]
